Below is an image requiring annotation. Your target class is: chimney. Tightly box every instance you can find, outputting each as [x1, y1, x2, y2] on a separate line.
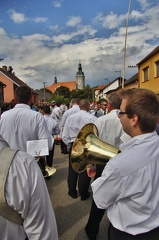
[2, 66, 7, 71]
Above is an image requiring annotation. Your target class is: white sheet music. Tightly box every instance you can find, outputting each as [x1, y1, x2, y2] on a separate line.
[27, 139, 49, 156]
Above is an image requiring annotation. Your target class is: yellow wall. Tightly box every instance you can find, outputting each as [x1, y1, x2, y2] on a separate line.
[139, 52, 159, 94]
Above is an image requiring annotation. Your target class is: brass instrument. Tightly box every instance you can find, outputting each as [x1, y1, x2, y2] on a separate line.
[36, 156, 56, 177]
[70, 123, 120, 173]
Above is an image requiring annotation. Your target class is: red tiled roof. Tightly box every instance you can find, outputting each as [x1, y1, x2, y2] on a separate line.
[46, 81, 76, 93]
[96, 84, 107, 90]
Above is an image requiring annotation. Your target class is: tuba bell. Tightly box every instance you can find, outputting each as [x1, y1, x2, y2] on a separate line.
[36, 156, 56, 177]
[70, 123, 120, 173]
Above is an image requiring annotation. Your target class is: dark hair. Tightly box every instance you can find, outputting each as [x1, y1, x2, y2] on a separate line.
[15, 86, 32, 104]
[43, 105, 51, 114]
[1, 102, 10, 114]
[123, 88, 159, 133]
[9, 99, 16, 109]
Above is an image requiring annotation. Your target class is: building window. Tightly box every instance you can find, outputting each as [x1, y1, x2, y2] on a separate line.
[142, 66, 149, 82]
[155, 60, 159, 77]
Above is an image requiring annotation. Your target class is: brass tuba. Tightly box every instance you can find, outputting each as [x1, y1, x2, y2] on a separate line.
[70, 123, 120, 173]
[36, 156, 56, 177]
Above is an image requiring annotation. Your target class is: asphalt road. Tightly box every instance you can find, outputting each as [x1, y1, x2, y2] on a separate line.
[46, 144, 109, 240]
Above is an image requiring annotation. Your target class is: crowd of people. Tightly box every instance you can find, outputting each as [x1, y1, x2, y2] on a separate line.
[0, 85, 159, 240]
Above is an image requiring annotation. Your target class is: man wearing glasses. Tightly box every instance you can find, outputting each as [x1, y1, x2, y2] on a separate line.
[92, 88, 159, 240]
[96, 100, 107, 118]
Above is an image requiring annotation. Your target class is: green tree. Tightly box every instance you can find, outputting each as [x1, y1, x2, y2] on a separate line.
[53, 86, 70, 98]
[70, 85, 94, 101]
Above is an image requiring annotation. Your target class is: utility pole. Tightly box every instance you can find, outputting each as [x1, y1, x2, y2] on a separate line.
[122, 0, 132, 89]
[43, 82, 47, 104]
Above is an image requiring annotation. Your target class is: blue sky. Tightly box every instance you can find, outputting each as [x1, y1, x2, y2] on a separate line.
[0, 0, 159, 89]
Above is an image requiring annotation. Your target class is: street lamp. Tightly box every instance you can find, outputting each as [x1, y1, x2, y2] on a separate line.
[43, 82, 47, 104]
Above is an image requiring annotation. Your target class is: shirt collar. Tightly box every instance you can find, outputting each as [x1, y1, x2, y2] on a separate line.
[14, 103, 31, 109]
[120, 131, 157, 152]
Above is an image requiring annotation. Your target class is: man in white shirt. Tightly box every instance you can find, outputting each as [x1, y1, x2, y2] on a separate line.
[60, 98, 80, 154]
[50, 102, 62, 123]
[62, 99, 97, 200]
[92, 88, 159, 240]
[43, 105, 60, 171]
[85, 92, 124, 240]
[0, 136, 58, 240]
[0, 86, 54, 176]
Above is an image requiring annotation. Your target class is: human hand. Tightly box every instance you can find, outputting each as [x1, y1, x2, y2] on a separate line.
[86, 165, 96, 178]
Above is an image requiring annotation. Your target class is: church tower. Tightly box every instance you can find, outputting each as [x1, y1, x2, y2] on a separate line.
[76, 61, 85, 89]
[54, 73, 57, 84]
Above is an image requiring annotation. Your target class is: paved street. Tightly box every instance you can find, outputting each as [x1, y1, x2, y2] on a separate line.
[46, 144, 109, 240]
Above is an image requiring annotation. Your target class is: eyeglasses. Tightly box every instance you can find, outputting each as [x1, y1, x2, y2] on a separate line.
[116, 110, 128, 118]
[101, 104, 107, 106]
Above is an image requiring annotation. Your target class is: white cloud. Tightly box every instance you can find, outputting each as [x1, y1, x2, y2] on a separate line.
[66, 16, 82, 27]
[103, 12, 126, 29]
[34, 17, 48, 23]
[7, 9, 28, 23]
[52, 0, 63, 8]
[137, 0, 153, 11]
[49, 24, 62, 33]
[131, 10, 143, 20]
[93, 12, 126, 30]
[1, 2, 159, 90]
[52, 25, 97, 44]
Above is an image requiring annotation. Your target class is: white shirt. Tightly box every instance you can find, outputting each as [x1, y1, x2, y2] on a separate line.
[94, 109, 124, 146]
[44, 115, 60, 136]
[92, 131, 159, 235]
[0, 104, 54, 151]
[51, 106, 62, 122]
[62, 110, 97, 145]
[59, 105, 80, 128]
[0, 140, 58, 240]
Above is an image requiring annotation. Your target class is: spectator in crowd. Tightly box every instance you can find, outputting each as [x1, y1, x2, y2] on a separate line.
[96, 99, 107, 117]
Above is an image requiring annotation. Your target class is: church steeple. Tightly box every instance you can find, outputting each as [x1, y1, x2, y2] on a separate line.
[76, 61, 85, 89]
[54, 73, 57, 84]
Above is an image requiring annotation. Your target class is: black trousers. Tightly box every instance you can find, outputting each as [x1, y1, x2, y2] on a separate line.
[46, 143, 55, 167]
[85, 165, 105, 236]
[61, 139, 68, 154]
[68, 144, 91, 197]
[108, 223, 159, 240]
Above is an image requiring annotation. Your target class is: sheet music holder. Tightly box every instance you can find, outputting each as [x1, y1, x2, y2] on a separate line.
[26, 139, 49, 157]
